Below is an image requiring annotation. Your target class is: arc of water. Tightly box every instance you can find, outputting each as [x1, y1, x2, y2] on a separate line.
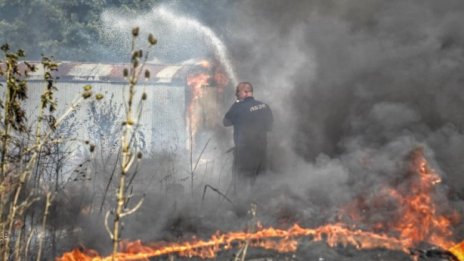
[156, 7, 238, 87]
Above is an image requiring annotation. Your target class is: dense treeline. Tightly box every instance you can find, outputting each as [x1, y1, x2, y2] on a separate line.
[0, 0, 231, 62]
[0, 0, 160, 61]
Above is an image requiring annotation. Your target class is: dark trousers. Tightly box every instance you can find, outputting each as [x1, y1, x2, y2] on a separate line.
[232, 145, 266, 194]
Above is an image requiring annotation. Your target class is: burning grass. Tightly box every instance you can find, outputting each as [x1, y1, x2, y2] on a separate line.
[56, 148, 464, 261]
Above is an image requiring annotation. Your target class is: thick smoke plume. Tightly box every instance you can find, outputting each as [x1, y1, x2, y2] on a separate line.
[218, 0, 464, 197]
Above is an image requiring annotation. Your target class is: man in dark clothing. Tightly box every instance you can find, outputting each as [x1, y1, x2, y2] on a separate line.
[223, 82, 273, 188]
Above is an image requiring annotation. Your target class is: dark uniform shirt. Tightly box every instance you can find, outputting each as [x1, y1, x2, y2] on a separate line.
[223, 97, 273, 176]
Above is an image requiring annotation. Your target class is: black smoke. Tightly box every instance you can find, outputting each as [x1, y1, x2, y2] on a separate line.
[215, 0, 464, 197]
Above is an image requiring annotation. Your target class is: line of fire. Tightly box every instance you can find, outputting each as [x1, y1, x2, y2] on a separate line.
[55, 147, 464, 260]
[5, 59, 464, 261]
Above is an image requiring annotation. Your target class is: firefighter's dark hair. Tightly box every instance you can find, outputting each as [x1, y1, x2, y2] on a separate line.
[236, 82, 253, 93]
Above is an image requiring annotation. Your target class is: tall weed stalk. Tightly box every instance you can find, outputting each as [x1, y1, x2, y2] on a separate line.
[110, 27, 157, 259]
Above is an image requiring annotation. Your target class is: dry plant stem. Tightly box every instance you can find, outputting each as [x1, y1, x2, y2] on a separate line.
[32, 93, 47, 185]
[32, 84, 51, 185]
[99, 148, 121, 213]
[3, 172, 28, 261]
[233, 234, 250, 261]
[124, 93, 146, 191]
[240, 242, 249, 261]
[112, 72, 136, 260]
[233, 246, 248, 261]
[105, 211, 113, 240]
[120, 197, 144, 218]
[3, 95, 83, 260]
[4, 183, 39, 261]
[88, 149, 97, 212]
[25, 229, 35, 260]
[193, 138, 211, 175]
[237, 204, 257, 261]
[0, 60, 13, 179]
[36, 192, 52, 261]
[112, 136, 131, 260]
[1, 59, 25, 259]
[54, 96, 84, 129]
[0, 188, 5, 257]
[112, 124, 136, 259]
[202, 184, 233, 204]
[111, 30, 154, 259]
[190, 118, 193, 195]
[125, 164, 139, 193]
[35, 92, 46, 144]
[189, 137, 211, 196]
[0, 55, 30, 258]
[233, 249, 241, 261]
[21, 96, 83, 157]
[14, 227, 22, 261]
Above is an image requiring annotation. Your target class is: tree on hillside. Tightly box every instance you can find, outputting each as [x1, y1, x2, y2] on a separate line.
[0, 0, 161, 61]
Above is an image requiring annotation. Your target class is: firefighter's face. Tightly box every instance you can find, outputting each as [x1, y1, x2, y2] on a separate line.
[236, 85, 252, 100]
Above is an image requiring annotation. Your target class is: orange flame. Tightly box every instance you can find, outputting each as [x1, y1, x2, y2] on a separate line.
[339, 148, 457, 250]
[186, 72, 210, 146]
[57, 224, 410, 261]
[185, 59, 230, 150]
[57, 148, 463, 260]
[450, 241, 464, 261]
[392, 148, 454, 249]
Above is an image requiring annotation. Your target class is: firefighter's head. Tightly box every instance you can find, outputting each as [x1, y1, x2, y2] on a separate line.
[235, 82, 253, 100]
